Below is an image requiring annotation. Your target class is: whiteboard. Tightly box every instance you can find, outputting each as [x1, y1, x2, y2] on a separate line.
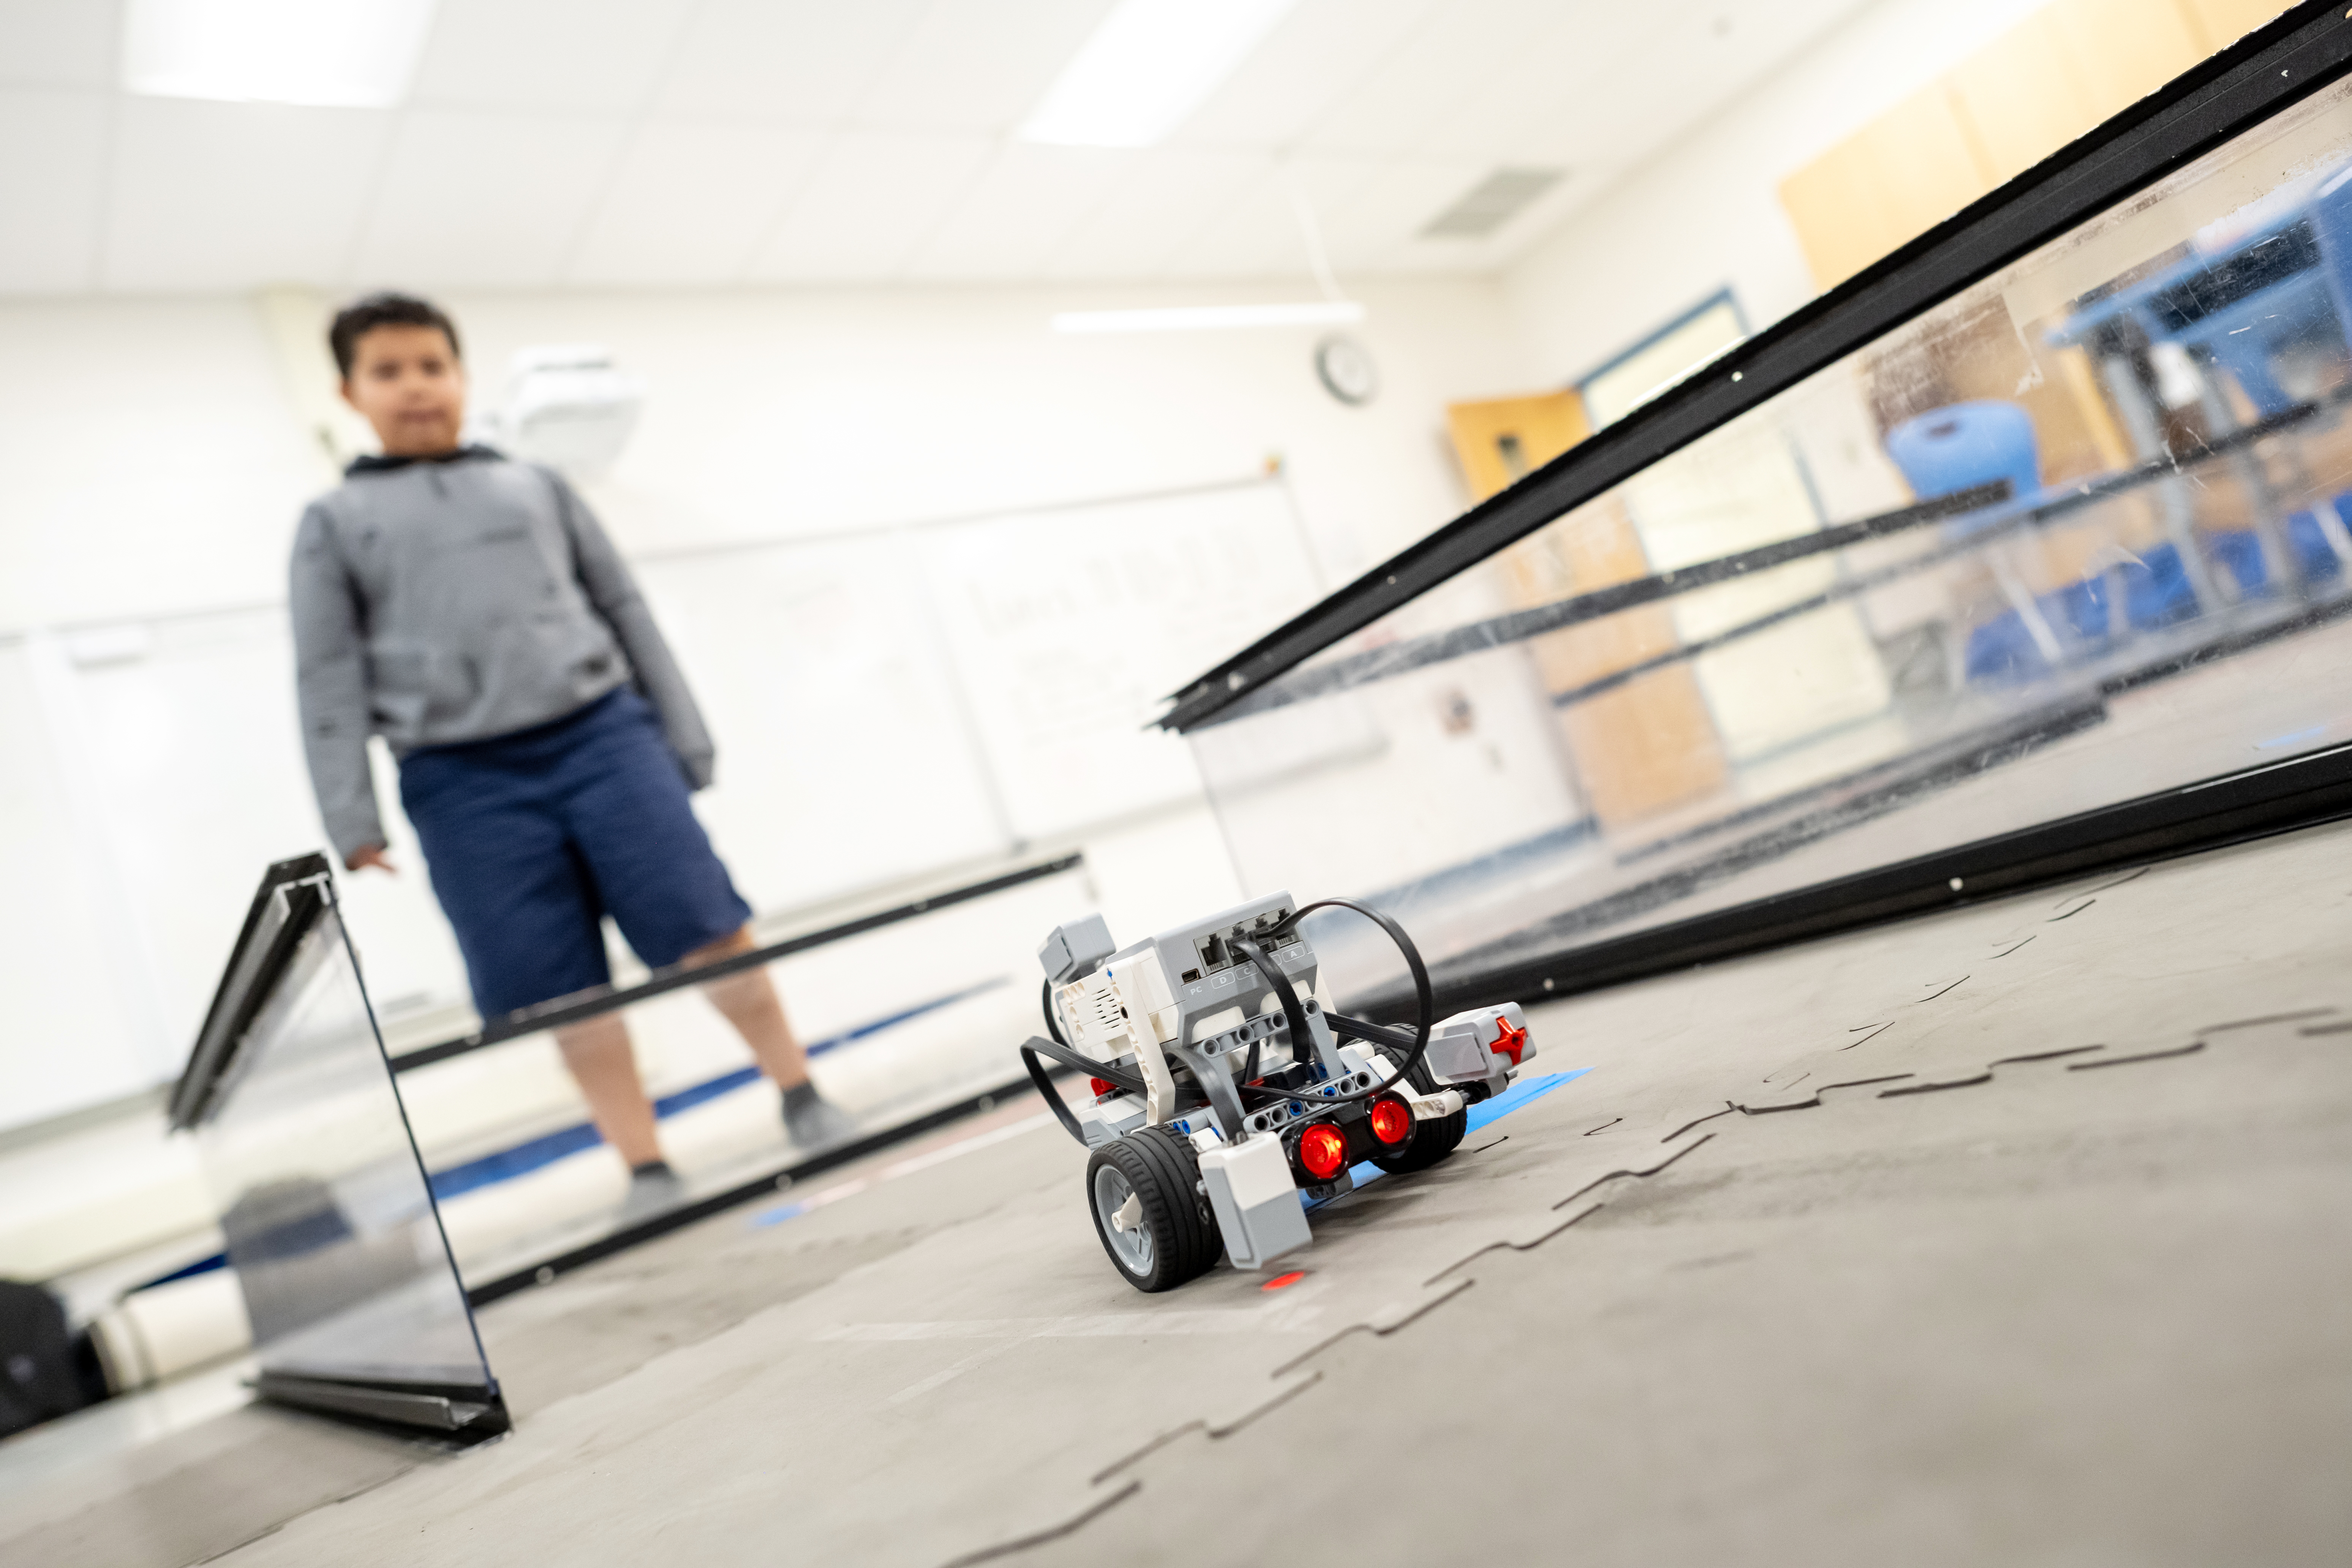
[0, 474, 1322, 1129]
[916, 481, 1323, 839]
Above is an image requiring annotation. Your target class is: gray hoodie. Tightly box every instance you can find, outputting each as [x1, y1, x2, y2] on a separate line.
[289, 448, 713, 861]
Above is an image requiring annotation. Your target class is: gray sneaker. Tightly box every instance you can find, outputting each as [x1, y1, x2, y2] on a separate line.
[617, 1161, 683, 1224]
[783, 1091, 856, 1150]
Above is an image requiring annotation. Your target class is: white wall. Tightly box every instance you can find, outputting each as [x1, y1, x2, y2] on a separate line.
[1497, 0, 2057, 386]
[0, 273, 1535, 1137]
[452, 276, 1530, 585]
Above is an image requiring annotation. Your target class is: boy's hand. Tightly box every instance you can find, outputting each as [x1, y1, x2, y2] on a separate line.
[346, 845, 396, 874]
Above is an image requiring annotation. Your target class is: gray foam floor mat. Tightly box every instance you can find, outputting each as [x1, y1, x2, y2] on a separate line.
[12, 817, 2352, 1567]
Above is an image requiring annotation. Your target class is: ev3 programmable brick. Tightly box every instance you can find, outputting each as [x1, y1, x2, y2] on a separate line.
[1038, 915, 1116, 986]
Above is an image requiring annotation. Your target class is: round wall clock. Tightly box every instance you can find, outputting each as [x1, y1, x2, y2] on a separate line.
[1314, 334, 1378, 406]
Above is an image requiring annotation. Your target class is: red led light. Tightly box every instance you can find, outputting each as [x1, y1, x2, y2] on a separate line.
[1262, 1271, 1307, 1292]
[1088, 1077, 1115, 1097]
[1488, 1016, 1528, 1067]
[1368, 1095, 1413, 1145]
[1298, 1123, 1347, 1180]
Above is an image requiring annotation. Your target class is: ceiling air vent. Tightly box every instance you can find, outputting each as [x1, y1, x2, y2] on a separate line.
[1419, 166, 1566, 239]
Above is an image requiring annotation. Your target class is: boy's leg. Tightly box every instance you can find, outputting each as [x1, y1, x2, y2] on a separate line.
[553, 1014, 664, 1168]
[684, 927, 809, 1089]
[402, 739, 665, 1169]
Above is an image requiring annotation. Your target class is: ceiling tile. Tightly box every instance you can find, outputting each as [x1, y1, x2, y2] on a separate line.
[411, 0, 695, 113]
[1045, 148, 1269, 279]
[0, 0, 115, 88]
[101, 98, 395, 292]
[1298, 0, 1568, 156]
[1411, 7, 1665, 162]
[746, 129, 995, 283]
[653, 0, 930, 124]
[1160, 155, 1385, 280]
[1315, 155, 1490, 269]
[0, 90, 105, 292]
[902, 141, 1125, 280]
[353, 107, 629, 288]
[568, 120, 825, 285]
[1174, 0, 1442, 150]
[854, 0, 1113, 134]
[1484, 0, 1867, 172]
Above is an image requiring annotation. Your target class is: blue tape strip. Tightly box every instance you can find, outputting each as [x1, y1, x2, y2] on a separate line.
[126, 979, 1011, 1295]
[426, 980, 1009, 1202]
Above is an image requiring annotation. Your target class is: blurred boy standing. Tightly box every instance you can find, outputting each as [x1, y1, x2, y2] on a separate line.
[289, 292, 850, 1205]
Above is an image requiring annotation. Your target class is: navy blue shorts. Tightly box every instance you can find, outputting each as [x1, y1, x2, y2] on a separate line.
[399, 687, 752, 1019]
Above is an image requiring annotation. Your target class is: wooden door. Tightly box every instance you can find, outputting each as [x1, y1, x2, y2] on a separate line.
[1446, 394, 1730, 829]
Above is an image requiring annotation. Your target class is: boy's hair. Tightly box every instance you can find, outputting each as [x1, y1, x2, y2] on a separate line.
[329, 292, 462, 378]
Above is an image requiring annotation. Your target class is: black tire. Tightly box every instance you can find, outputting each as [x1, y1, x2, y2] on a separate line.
[1371, 1053, 1468, 1174]
[1085, 1125, 1220, 1292]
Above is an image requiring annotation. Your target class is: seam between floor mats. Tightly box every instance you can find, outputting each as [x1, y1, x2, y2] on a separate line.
[2200, 1007, 2336, 1034]
[1662, 1104, 1736, 1141]
[1879, 1073, 1994, 1097]
[1552, 1132, 1720, 1211]
[1265, 1278, 1478, 1381]
[1425, 1201, 1606, 1287]
[1088, 1371, 1327, 1486]
[937, 1479, 1143, 1568]
[1988, 1044, 2105, 1066]
[2069, 1041, 2208, 1070]
[1738, 1074, 1917, 1112]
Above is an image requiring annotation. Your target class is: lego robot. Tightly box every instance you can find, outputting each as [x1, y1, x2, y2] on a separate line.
[1020, 894, 1533, 1292]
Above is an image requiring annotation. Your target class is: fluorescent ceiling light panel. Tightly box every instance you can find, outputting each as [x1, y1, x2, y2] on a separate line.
[1053, 300, 1364, 334]
[123, 0, 438, 108]
[1021, 0, 1299, 148]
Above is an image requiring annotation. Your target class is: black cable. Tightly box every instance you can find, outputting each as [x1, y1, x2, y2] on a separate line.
[1021, 1031, 1217, 1145]
[1020, 1040, 1089, 1145]
[1040, 978, 1069, 1046]
[1323, 1013, 1414, 1050]
[1225, 897, 1434, 1107]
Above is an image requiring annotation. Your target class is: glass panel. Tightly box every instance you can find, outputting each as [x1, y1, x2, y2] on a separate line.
[397, 859, 1094, 1287]
[1190, 75, 2352, 1001]
[195, 886, 495, 1407]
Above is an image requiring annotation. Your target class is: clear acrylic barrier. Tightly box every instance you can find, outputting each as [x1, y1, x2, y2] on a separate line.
[394, 858, 1092, 1289]
[1190, 73, 2352, 1006]
[183, 864, 503, 1435]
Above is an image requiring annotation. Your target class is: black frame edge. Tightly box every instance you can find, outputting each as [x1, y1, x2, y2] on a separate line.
[168, 853, 335, 1131]
[390, 853, 1085, 1073]
[254, 1369, 511, 1443]
[1417, 738, 2352, 1016]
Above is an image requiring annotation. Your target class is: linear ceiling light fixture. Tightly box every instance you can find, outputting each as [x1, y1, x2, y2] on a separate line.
[1020, 0, 1299, 148]
[123, 0, 438, 108]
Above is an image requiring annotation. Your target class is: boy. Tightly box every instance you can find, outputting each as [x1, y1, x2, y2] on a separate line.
[289, 292, 850, 1208]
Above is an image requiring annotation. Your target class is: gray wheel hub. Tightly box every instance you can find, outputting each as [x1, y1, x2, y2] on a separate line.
[1093, 1164, 1152, 1274]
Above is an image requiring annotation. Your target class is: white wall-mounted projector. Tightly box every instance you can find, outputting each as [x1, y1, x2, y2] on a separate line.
[475, 343, 644, 479]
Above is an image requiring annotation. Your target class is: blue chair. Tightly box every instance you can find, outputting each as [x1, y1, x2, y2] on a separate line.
[1885, 402, 2073, 681]
[1885, 401, 2042, 534]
